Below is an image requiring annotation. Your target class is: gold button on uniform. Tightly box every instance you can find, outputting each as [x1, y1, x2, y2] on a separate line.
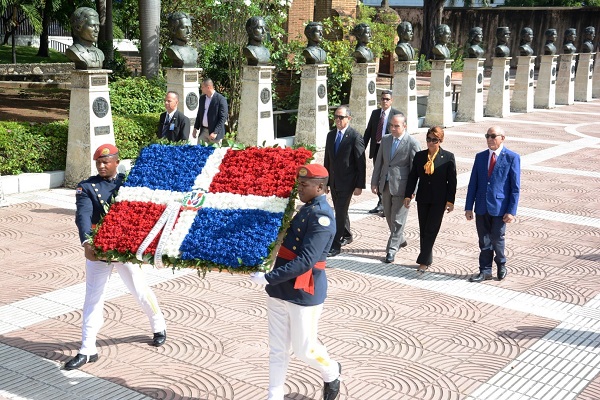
[293, 246, 297, 250]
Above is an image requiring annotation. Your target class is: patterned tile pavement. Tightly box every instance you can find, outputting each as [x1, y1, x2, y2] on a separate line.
[0, 100, 599, 400]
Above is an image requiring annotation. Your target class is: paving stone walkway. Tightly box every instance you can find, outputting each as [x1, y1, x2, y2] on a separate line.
[1, 100, 599, 400]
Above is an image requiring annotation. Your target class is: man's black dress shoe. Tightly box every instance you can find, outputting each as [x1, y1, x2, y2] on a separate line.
[153, 330, 167, 347]
[498, 266, 508, 280]
[323, 362, 342, 400]
[384, 253, 395, 263]
[399, 241, 408, 248]
[340, 237, 353, 246]
[469, 273, 493, 282]
[369, 205, 383, 214]
[64, 353, 98, 370]
[327, 248, 341, 257]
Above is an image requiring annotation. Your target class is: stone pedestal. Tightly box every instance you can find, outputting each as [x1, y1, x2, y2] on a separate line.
[349, 63, 377, 133]
[165, 68, 202, 144]
[455, 58, 485, 122]
[534, 55, 558, 109]
[65, 70, 115, 188]
[295, 64, 329, 149]
[556, 54, 577, 105]
[424, 60, 453, 127]
[237, 65, 276, 147]
[511, 56, 536, 113]
[392, 61, 418, 132]
[574, 53, 595, 102]
[485, 57, 512, 117]
[594, 53, 600, 98]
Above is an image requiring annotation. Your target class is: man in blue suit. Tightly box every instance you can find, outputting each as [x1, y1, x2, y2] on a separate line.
[465, 126, 521, 282]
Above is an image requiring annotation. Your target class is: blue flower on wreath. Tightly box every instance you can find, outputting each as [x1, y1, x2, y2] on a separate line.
[125, 144, 215, 192]
[180, 208, 283, 267]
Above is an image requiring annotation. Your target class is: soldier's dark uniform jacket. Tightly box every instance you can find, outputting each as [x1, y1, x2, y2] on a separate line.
[75, 173, 125, 244]
[265, 194, 335, 306]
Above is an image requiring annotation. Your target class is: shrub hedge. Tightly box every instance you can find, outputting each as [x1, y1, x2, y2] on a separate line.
[0, 76, 166, 176]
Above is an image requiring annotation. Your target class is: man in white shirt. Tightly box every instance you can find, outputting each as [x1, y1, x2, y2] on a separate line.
[192, 78, 228, 145]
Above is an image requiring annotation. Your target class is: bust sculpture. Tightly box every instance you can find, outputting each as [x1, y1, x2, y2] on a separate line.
[303, 22, 327, 64]
[581, 26, 596, 53]
[466, 27, 484, 58]
[563, 28, 577, 54]
[395, 21, 416, 61]
[166, 12, 198, 68]
[432, 24, 451, 60]
[66, 7, 104, 70]
[544, 28, 558, 55]
[243, 16, 270, 66]
[494, 27, 511, 57]
[352, 23, 374, 63]
[519, 27, 534, 56]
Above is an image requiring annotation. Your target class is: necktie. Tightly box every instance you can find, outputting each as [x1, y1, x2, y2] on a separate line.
[375, 110, 385, 143]
[391, 138, 400, 158]
[162, 114, 170, 137]
[334, 131, 342, 154]
[488, 152, 497, 178]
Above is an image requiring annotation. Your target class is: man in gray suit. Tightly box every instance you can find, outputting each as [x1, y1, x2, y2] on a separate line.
[371, 113, 421, 263]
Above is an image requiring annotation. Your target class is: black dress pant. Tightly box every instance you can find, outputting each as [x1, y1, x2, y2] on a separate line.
[416, 201, 446, 266]
[330, 189, 353, 250]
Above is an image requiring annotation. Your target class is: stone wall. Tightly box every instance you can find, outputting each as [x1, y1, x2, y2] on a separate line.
[391, 6, 600, 67]
[0, 63, 74, 82]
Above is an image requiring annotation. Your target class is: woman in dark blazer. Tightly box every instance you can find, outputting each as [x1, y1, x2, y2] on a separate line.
[404, 126, 457, 273]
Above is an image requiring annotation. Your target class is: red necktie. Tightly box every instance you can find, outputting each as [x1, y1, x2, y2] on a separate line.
[375, 111, 385, 143]
[488, 152, 496, 178]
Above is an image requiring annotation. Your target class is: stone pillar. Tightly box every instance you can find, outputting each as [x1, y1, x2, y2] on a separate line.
[555, 53, 577, 105]
[424, 60, 453, 127]
[65, 70, 115, 188]
[485, 57, 512, 117]
[594, 53, 600, 98]
[165, 68, 202, 144]
[295, 64, 329, 149]
[534, 55, 558, 109]
[237, 65, 276, 147]
[349, 63, 377, 133]
[392, 60, 418, 133]
[574, 53, 595, 102]
[455, 58, 485, 122]
[511, 56, 536, 113]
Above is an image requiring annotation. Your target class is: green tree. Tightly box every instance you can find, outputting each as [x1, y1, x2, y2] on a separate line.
[1, 0, 42, 63]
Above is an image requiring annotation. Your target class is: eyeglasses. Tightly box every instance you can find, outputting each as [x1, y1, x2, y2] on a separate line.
[426, 137, 440, 143]
[334, 115, 348, 120]
[390, 124, 404, 129]
[485, 134, 503, 139]
[381, 97, 392, 101]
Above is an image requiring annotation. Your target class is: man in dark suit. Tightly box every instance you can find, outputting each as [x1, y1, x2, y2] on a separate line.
[324, 106, 366, 257]
[192, 78, 228, 145]
[465, 126, 521, 282]
[157, 91, 190, 142]
[363, 90, 401, 214]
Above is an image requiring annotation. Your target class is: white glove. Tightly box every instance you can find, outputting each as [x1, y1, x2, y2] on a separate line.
[250, 272, 269, 285]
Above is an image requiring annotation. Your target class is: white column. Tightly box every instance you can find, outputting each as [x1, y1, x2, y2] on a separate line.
[574, 53, 594, 102]
[455, 58, 485, 122]
[392, 60, 419, 133]
[65, 70, 115, 188]
[349, 63, 378, 133]
[593, 53, 600, 98]
[165, 68, 202, 144]
[485, 57, 512, 118]
[237, 65, 276, 147]
[424, 59, 453, 127]
[555, 53, 577, 105]
[534, 55, 558, 109]
[295, 64, 329, 149]
[511, 56, 536, 113]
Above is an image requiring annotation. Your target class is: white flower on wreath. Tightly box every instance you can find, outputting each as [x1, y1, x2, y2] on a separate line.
[243, 0, 251, 6]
